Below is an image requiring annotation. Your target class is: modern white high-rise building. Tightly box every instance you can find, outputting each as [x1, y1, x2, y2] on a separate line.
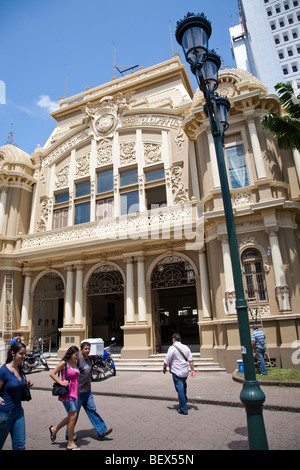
[230, 0, 300, 93]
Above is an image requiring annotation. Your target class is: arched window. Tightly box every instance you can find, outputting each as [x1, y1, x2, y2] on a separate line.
[241, 249, 268, 304]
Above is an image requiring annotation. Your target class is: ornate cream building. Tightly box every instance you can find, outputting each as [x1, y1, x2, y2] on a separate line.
[0, 55, 299, 371]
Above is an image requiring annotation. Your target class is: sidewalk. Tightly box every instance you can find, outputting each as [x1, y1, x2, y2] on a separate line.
[30, 369, 300, 412]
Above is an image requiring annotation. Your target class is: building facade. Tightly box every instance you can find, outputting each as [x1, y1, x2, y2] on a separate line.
[0, 55, 299, 371]
[230, 0, 300, 93]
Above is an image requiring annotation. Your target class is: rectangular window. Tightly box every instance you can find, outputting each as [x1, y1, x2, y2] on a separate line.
[226, 145, 249, 189]
[53, 208, 69, 229]
[55, 192, 69, 204]
[120, 168, 138, 187]
[96, 197, 114, 220]
[145, 168, 165, 183]
[97, 169, 114, 193]
[145, 186, 167, 210]
[75, 201, 90, 224]
[76, 181, 90, 198]
[120, 191, 139, 215]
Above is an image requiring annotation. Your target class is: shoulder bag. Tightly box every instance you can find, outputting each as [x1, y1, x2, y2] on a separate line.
[173, 344, 188, 362]
[52, 362, 69, 396]
[21, 368, 32, 402]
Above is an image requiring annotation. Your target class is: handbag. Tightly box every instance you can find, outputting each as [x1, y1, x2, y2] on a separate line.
[21, 383, 32, 401]
[21, 369, 32, 402]
[52, 362, 69, 396]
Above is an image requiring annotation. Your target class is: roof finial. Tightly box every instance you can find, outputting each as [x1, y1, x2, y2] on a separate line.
[6, 123, 17, 146]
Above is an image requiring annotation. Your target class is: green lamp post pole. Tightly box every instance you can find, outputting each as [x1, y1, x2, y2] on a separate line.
[176, 12, 269, 450]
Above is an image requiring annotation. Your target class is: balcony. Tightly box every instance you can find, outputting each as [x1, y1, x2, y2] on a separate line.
[19, 202, 204, 252]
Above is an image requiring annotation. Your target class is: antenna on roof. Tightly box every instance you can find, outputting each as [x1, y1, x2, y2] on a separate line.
[112, 40, 139, 78]
[6, 123, 17, 146]
[64, 64, 69, 98]
[169, 20, 174, 56]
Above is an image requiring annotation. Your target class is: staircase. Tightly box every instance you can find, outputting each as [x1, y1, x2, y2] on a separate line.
[45, 352, 225, 372]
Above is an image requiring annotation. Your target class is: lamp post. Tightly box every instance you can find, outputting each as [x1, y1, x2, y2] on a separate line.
[176, 12, 269, 451]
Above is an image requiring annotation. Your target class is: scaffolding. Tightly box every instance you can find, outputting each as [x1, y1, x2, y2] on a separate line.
[1, 271, 14, 364]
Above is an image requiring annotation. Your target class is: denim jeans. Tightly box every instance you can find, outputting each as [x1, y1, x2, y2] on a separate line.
[256, 348, 267, 375]
[172, 373, 188, 414]
[0, 406, 25, 450]
[66, 391, 107, 438]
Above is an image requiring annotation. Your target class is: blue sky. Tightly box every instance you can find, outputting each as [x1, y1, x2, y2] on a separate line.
[0, 0, 239, 155]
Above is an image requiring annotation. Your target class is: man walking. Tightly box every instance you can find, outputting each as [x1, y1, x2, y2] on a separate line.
[163, 333, 195, 415]
[251, 324, 267, 375]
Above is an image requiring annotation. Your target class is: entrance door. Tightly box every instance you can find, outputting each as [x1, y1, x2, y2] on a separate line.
[87, 265, 124, 346]
[156, 286, 199, 345]
[151, 256, 199, 349]
[33, 273, 64, 351]
[89, 293, 124, 344]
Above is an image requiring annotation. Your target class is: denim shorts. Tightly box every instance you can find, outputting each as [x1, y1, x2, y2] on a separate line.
[61, 399, 77, 414]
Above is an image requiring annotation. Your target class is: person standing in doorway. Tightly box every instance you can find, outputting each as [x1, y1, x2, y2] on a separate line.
[163, 333, 196, 415]
[67, 342, 112, 441]
[251, 324, 268, 375]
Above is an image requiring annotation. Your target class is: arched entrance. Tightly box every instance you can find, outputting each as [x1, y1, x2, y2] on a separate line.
[151, 256, 199, 352]
[33, 272, 64, 350]
[87, 265, 124, 345]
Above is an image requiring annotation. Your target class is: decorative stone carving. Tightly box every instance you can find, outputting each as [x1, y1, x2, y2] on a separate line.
[42, 129, 89, 167]
[171, 166, 189, 204]
[36, 198, 50, 232]
[233, 192, 252, 206]
[83, 93, 128, 141]
[144, 143, 162, 164]
[76, 153, 90, 177]
[55, 164, 69, 188]
[97, 138, 113, 165]
[120, 142, 136, 165]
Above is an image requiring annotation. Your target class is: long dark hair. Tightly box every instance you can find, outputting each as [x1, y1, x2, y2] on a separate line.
[62, 345, 79, 362]
[6, 342, 27, 364]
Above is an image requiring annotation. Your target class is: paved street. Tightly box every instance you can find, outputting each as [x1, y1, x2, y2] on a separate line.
[2, 370, 300, 452]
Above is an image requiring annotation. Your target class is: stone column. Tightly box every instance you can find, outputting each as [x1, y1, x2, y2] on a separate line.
[206, 128, 221, 188]
[0, 185, 8, 234]
[136, 255, 147, 323]
[266, 226, 291, 311]
[64, 265, 74, 326]
[292, 148, 300, 184]
[74, 264, 84, 326]
[244, 112, 267, 179]
[198, 249, 212, 318]
[218, 234, 236, 315]
[20, 270, 32, 328]
[124, 256, 135, 323]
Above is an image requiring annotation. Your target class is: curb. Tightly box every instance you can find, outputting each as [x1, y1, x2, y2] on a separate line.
[232, 369, 300, 388]
[32, 383, 299, 413]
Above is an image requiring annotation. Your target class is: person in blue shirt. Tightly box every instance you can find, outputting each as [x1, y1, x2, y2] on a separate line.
[0, 341, 34, 450]
[251, 324, 267, 375]
[10, 333, 22, 347]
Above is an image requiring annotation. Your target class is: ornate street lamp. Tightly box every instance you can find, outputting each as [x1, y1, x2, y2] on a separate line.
[176, 12, 269, 451]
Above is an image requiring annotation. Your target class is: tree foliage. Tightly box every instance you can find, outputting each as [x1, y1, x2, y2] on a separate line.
[261, 82, 300, 151]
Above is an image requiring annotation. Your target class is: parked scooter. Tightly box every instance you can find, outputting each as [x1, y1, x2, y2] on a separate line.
[91, 337, 116, 381]
[23, 338, 49, 373]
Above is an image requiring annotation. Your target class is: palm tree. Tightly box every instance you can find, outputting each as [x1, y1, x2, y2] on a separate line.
[261, 82, 300, 151]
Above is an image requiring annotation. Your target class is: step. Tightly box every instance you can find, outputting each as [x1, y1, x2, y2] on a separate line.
[44, 352, 225, 372]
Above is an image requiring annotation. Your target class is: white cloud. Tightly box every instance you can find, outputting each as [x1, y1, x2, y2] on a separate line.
[36, 95, 59, 113]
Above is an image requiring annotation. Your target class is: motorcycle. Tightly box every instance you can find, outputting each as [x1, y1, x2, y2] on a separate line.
[23, 338, 49, 373]
[91, 337, 116, 381]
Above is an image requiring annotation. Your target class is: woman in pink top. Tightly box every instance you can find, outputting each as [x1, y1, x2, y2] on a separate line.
[49, 346, 80, 450]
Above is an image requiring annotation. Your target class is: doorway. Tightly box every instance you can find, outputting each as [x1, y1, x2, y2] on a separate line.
[87, 265, 124, 346]
[151, 256, 199, 351]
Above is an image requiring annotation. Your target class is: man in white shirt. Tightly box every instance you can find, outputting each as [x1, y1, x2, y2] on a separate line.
[163, 333, 196, 415]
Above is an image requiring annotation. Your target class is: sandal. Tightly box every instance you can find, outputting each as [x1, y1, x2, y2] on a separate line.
[67, 445, 81, 450]
[49, 426, 56, 442]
